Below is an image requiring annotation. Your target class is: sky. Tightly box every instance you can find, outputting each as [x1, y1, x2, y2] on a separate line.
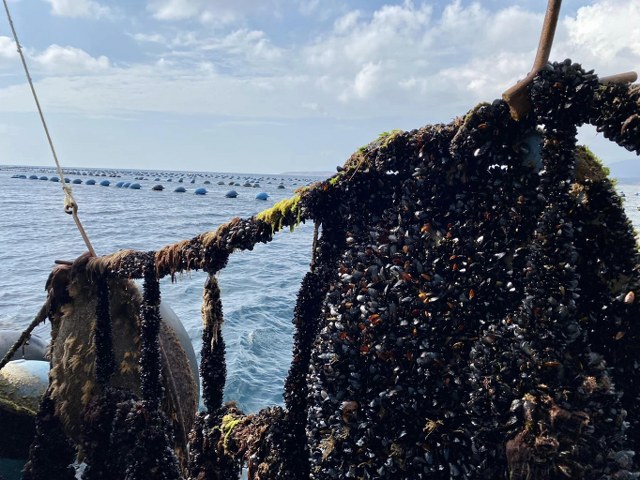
[0, 0, 638, 174]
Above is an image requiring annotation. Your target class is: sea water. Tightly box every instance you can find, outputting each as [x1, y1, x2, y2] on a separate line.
[1, 167, 639, 415]
[0, 166, 317, 414]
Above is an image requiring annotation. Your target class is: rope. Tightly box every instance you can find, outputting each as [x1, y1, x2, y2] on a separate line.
[0, 299, 50, 371]
[1, 0, 96, 256]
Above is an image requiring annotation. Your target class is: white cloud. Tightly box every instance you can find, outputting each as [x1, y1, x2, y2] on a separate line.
[148, 0, 205, 21]
[131, 33, 167, 44]
[43, 0, 111, 18]
[137, 29, 285, 73]
[297, 0, 320, 16]
[301, 0, 640, 109]
[349, 62, 381, 101]
[33, 45, 110, 74]
[210, 30, 283, 63]
[0, 36, 18, 61]
[1, 0, 639, 132]
[564, 0, 640, 72]
[0, 65, 309, 119]
[1, 0, 639, 172]
[147, 0, 264, 24]
[333, 11, 361, 34]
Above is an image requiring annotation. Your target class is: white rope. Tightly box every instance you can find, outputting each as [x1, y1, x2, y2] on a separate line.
[2, 0, 96, 256]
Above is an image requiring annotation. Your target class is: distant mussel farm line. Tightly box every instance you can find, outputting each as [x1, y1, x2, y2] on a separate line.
[4, 165, 320, 200]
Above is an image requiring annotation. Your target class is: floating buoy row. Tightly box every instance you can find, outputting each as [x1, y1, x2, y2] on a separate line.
[7, 170, 327, 202]
[8, 167, 320, 186]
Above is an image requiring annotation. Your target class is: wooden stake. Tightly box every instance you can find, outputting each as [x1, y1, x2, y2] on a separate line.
[503, 0, 563, 120]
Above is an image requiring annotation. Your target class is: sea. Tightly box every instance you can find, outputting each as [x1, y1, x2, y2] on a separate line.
[0, 166, 320, 415]
[1, 166, 639, 416]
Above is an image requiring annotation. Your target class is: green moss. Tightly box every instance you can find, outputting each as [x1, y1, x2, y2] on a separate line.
[377, 129, 402, 148]
[220, 413, 244, 452]
[255, 194, 303, 233]
[575, 145, 614, 184]
[328, 174, 342, 186]
[461, 103, 491, 127]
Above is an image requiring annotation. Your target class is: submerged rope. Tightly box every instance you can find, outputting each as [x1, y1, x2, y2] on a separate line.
[1, 0, 96, 256]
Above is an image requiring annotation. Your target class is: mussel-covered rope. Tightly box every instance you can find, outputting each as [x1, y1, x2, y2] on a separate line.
[92, 255, 184, 480]
[22, 394, 77, 480]
[590, 82, 640, 154]
[200, 275, 227, 413]
[140, 254, 164, 410]
[501, 61, 612, 478]
[281, 216, 346, 479]
[94, 275, 115, 386]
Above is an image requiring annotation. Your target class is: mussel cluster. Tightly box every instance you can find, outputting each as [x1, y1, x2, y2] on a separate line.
[303, 61, 640, 479]
[19, 60, 640, 479]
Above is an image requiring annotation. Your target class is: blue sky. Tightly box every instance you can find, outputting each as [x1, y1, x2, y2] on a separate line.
[0, 0, 638, 173]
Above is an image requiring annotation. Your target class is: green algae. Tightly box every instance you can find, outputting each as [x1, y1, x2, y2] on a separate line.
[255, 194, 304, 233]
[220, 413, 244, 452]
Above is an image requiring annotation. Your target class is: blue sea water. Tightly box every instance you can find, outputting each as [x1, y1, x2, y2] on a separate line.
[1, 166, 639, 417]
[0, 166, 319, 414]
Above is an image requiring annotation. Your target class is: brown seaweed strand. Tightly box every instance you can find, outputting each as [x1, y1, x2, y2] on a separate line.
[84, 214, 302, 281]
[94, 274, 115, 386]
[201, 274, 227, 412]
[140, 253, 164, 410]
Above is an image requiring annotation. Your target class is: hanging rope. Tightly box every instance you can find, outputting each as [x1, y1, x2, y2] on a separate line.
[0, 299, 50, 371]
[1, 0, 96, 256]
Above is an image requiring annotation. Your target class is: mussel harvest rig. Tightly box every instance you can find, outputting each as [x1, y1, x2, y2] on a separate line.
[2, 2, 640, 480]
[0, 59, 637, 480]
